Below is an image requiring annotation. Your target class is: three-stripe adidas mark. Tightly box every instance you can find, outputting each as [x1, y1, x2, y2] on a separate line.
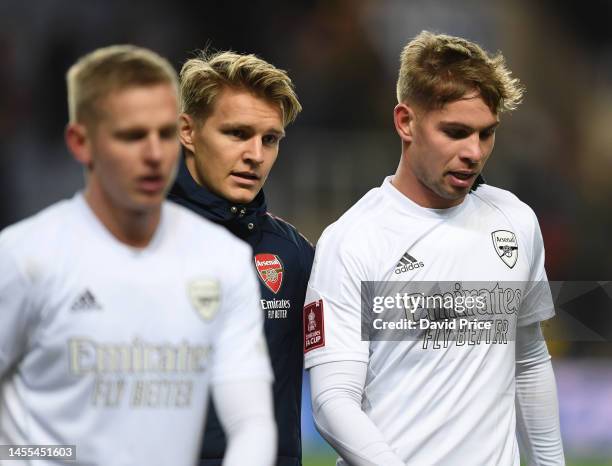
[71, 289, 102, 311]
[394, 251, 425, 274]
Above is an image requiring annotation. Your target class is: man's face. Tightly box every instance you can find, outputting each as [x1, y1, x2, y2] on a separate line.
[182, 87, 285, 204]
[401, 93, 499, 208]
[84, 83, 180, 215]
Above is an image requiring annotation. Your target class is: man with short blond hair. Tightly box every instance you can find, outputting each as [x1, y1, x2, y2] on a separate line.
[180, 51, 301, 127]
[0, 44, 276, 466]
[169, 50, 313, 466]
[67, 44, 179, 125]
[305, 31, 564, 465]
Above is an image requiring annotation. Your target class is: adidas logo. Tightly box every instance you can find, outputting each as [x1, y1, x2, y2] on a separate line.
[394, 251, 425, 274]
[71, 289, 102, 311]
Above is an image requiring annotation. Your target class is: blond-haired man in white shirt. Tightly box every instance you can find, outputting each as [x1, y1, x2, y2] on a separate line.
[305, 31, 564, 466]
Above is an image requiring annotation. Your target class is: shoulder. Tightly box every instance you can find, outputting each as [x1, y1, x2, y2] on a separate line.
[471, 184, 543, 260]
[471, 184, 539, 227]
[0, 199, 79, 291]
[318, 186, 390, 254]
[165, 201, 252, 258]
[314, 187, 394, 279]
[0, 199, 75, 256]
[263, 212, 314, 251]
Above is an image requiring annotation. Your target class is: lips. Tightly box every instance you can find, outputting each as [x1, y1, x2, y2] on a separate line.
[231, 171, 260, 180]
[447, 170, 477, 188]
[230, 171, 260, 187]
[449, 171, 475, 180]
[137, 174, 165, 194]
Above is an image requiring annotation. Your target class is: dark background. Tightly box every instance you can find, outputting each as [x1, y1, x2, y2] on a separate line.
[1, 0, 611, 461]
[2, 0, 610, 342]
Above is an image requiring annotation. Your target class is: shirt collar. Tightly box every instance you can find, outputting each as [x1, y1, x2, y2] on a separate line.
[381, 175, 469, 220]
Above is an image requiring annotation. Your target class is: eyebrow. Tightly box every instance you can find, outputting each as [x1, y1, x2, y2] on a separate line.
[113, 127, 147, 138]
[438, 121, 500, 132]
[220, 123, 285, 137]
[113, 123, 178, 136]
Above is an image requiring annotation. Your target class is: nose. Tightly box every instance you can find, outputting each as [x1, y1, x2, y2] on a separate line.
[459, 133, 486, 166]
[143, 133, 163, 164]
[243, 137, 264, 164]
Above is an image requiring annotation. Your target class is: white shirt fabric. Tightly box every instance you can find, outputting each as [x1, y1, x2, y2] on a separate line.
[310, 324, 564, 466]
[212, 379, 277, 466]
[515, 324, 565, 465]
[304, 177, 556, 466]
[310, 360, 405, 466]
[0, 193, 273, 466]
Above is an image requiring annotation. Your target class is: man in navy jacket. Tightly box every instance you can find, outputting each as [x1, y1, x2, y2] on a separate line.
[169, 50, 314, 466]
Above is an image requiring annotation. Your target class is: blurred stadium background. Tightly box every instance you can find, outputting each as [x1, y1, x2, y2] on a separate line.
[1, 0, 610, 464]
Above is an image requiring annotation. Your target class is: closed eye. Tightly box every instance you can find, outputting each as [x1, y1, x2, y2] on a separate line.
[443, 128, 470, 140]
[441, 122, 498, 141]
[159, 125, 178, 140]
[480, 128, 496, 140]
[114, 129, 148, 141]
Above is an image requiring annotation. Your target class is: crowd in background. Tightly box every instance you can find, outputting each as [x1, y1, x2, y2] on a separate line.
[1, 0, 610, 354]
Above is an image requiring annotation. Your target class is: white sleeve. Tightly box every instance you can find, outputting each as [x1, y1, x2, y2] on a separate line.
[310, 361, 404, 466]
[212, 379, 276, 466]
[210, 244, 273, 385]
[515, 323, 565, 465]
[0, 235, 35, 377]
[519, 211, 555, 327]
[304, 233, 369, 368]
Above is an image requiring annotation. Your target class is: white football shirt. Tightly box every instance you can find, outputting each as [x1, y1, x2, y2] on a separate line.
[304, 177, 554, 466]
[0, 193, 272, 466]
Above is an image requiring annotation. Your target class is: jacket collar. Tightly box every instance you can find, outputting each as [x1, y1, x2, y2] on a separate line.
[169, 155, 268, 239]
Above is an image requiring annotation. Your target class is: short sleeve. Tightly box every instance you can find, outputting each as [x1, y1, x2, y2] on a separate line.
[0, 235, 34, 377]
[518, 211, 555, 327]
[210, 244, 273, 385]
[304, 232, 369, 369]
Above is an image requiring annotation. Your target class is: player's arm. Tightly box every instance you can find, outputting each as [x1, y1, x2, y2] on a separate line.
[305, 232, 403, 466]
[212, 379, 275, 466]
[515, 323, 565, 465]
[0, 237, 33, 377]
[515, 212, 564, 465]
[310, 360, 405, 466]
[211, 244, 276, 466]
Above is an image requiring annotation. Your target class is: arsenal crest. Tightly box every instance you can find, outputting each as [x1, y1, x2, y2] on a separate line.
[254, 253, 284, 294]
[188, 279, 221, 321]
[491, 230, 518, 268]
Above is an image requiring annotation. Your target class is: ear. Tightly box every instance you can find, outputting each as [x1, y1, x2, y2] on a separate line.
[393, 103, 416, 143]
[65, 123, 93, 169]
[179, 113, 197, 154]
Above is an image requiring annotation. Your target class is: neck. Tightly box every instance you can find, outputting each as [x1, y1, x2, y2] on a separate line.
[392, 153, 462, 209]
[84, 186, 161, 249]
[184, 152, 203, 187]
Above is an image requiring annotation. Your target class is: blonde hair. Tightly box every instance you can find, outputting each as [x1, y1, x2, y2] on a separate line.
[180, 50, 302, 126]
[67, 44, 178, 124]
[396, 31, 524, 114]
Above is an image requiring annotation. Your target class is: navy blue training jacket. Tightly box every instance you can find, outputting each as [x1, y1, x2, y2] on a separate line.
[169, 157, 314, 466]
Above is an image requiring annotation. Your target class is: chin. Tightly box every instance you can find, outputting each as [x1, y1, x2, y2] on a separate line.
[225, 189, 258, 204]
[125, 203, 160, 216]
